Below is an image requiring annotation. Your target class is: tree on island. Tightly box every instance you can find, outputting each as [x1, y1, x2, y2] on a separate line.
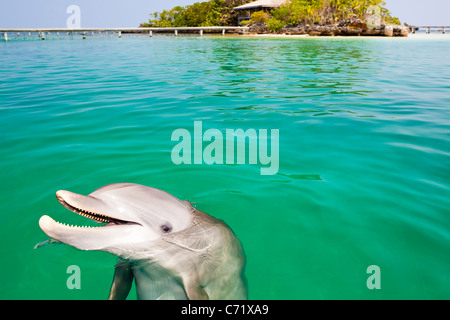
[140, 0, 254, 27]
[267, 0, 400, 31]
[140, 0, 401, 32]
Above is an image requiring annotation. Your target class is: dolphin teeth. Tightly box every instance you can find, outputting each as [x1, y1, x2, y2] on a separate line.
[57, 196, 130, 226]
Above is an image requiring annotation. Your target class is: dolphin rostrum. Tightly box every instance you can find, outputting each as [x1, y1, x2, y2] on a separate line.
[38, 183, 247, 300]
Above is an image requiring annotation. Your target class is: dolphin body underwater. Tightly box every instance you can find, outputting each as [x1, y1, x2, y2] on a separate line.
[38, 183, 247, 300]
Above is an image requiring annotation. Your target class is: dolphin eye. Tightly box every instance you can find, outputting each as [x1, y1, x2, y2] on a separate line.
[161, 224, 172, 233]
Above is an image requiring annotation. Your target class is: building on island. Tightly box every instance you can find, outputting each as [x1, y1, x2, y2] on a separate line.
[233, 0, 288, 24]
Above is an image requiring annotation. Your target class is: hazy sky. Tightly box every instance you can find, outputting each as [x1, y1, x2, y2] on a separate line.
[0, 0, 449, 28]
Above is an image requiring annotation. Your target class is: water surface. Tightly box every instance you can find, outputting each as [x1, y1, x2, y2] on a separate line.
[0, 35, 449, 299]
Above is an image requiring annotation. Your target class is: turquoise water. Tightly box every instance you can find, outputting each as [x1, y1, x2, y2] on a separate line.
[1, 35, 449, 299]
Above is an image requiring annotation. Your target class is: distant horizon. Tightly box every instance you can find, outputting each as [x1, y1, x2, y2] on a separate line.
[0, 0, 449, 29]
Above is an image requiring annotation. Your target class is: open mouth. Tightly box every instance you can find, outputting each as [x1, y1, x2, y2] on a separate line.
[57, 195, 135, 227]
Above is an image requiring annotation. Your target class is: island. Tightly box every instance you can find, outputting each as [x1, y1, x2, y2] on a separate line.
[140, 0, 410, 37]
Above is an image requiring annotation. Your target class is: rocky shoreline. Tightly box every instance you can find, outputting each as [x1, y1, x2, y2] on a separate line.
[249, 21, 411, 37]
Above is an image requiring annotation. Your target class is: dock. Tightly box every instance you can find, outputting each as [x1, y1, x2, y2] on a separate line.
[2, 25, 449, 41]
[0, 27, 250, 41]
[409, 26, 450, 34]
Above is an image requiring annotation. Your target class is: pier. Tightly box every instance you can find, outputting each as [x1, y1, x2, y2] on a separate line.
[2, 25, 449, 41]
[0, 27, 249, 41]
[409, 26, 450, 34]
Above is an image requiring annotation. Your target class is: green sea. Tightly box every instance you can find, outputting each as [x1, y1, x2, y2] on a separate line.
[0, 34, 449, 299]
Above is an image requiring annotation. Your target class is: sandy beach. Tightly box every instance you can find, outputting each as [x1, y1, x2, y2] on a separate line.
[242, 32, 450, 39]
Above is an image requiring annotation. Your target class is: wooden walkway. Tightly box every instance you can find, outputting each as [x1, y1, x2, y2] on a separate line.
[0, 27, 250, 41]
[2, 25, 449, 41]
[410, 26, 450, 34]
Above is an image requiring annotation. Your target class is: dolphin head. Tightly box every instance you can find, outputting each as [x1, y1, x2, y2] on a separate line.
[39, 183, 193, 256]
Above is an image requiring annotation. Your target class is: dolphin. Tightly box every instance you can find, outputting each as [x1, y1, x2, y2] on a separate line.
[38, 183, 247, 300]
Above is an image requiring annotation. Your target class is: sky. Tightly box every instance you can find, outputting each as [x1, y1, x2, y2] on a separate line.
[0, 0, 449, 28]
